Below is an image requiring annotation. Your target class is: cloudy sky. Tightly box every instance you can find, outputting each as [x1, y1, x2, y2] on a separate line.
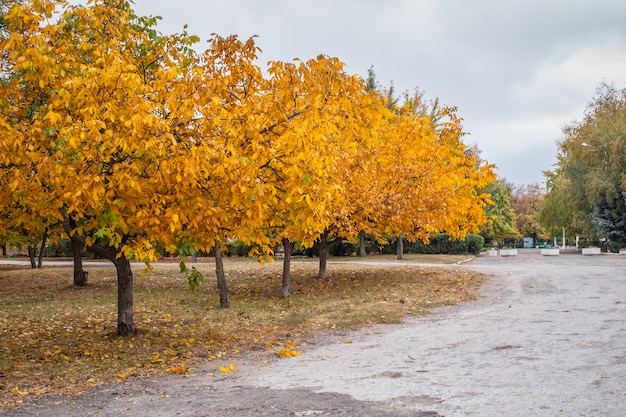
[132, 0, 626, 186]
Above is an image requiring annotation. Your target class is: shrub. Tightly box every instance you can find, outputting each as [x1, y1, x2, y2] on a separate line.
[465, 234, 484, 255]
[43, 239, 73, 257]
[388, 233, 483, 255]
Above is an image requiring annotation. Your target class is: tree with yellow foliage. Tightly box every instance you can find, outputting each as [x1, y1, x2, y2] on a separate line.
[309, 88, 494, 271]
[0, 0, 201, 335]
[254, 55, 383, 288]
[0, 0, 496, 331]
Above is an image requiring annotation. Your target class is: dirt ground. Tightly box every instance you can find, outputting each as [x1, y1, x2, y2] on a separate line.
[2, 249, 625, 416]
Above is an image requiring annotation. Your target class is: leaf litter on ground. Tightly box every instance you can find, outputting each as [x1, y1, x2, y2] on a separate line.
[0, 254, 483, 410]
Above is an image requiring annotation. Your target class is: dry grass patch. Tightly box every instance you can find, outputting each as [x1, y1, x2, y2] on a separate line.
[0, 256, 483, 409]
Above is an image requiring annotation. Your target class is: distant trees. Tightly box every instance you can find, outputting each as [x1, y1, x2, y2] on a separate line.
[511, 183, 545, 246]
[479, 179, 519, 246]
[541, 82, 626, 248]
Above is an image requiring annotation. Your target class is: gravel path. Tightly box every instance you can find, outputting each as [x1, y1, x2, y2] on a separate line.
[4, 250, 625, 416]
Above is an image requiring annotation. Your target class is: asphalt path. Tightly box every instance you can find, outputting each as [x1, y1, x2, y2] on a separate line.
[242, 250, 626, 416]
[3, 250, 626, 416]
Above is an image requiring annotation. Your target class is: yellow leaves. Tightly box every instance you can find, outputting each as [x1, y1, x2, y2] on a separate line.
[0, 260, 485, 410]
[219, 363, 237, 373]
[164, 348, 179, 357]
[167, 366, 187, 375]
[274, 342, 301, 358]
[10, 386, 30, 396]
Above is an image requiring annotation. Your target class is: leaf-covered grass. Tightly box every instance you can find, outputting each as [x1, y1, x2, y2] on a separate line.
[0, 255, 483, 409]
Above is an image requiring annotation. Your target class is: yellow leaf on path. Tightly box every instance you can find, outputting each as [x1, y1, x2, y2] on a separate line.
[151, 353, 163, 363]
[167, 366, 186, 375]
[220, 363, 237, 373]
[275, 348, 301, 358]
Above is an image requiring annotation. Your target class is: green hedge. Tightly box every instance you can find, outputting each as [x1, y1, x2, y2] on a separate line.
[402, 233, 484, 255]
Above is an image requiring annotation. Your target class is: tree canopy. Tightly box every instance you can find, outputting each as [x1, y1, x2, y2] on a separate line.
[0, 0, 495, 334]
[541, 82, 626, 245]
[479, 178, 519, 245]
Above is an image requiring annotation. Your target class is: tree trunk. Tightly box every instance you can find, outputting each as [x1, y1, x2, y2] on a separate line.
[60, 210, 133, 336]
[358, 231, 366, 257]
[396, 234, 404, 260]
[114, 256, 135, 336]
[1, 244, 5, 256]
[71, 235, 88, 286]
[315, 231, 342, 281]
[317, 232, 330, 280]
[214, 239, 230, 308]
[282, 238, 292, 298]
[37, 229, 48, 269]
[28, 246, 37, 269]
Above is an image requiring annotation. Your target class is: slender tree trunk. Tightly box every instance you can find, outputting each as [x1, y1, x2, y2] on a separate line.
[28, 246, 36, 269]
[396, 234, 404, 260]
[114, 256, 135, 336]
[191, 249, 198, 263]
[358, 231, 366, 257]
[214, 239, 230, 308]
[282, 238, 292, 298]
[1, 245, 5, 256]
[37, 229, 48, 269]
[71, 235, 88, 286]
[317, 232, 330, 280]
[315, 231, 342, 281]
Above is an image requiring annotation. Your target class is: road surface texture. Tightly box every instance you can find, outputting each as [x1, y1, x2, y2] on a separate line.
[3, 249, 625, 416]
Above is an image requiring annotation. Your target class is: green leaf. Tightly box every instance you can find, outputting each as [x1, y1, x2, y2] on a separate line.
[187, 266, 204, 292]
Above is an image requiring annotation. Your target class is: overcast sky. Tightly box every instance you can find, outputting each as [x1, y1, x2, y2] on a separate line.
[132, 0, 626, 186]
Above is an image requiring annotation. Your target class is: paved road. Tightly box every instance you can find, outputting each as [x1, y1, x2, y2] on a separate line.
[4, 250, 625, 416]
[241, 250, 626, 416]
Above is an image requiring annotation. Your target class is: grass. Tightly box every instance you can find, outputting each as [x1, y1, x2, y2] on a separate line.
[0, 254, 483, 409]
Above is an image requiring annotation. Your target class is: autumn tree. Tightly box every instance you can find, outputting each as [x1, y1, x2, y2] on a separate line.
[248, 56, 381, 288]
[0, 0, 202, 335]
[187, 33, 273, 307]
[479, 178, 519, 246]
[537, 170, 577, 243]
[347, 73, 494, 261]
[356, 95, 493, 259]
[302, 84, 494, 276]
[544, 83, 626, 244]
[0, 0, 50, 263]
[510, 183, 545, 245]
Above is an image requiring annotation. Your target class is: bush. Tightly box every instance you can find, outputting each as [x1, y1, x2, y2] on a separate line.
[465, 234, 484, 255]
[43, 239, 72, 257]
[333, 241, 356, 256]
[225, 240, 253, 257]
[387, 233, 484, 255]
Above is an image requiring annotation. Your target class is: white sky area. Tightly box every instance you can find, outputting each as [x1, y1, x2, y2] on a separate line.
[128, 0, 626, 186]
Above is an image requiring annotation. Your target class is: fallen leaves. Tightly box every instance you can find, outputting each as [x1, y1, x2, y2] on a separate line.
[274, 342, 302, 358]
[219, 363, 237, 373]
[167, 365, 188, 375]
[0, 258, 484, 410]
